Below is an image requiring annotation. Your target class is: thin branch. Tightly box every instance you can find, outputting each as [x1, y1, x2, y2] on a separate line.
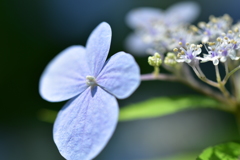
[192, 66, 219, 87]
[224, 61, 229, 75]
[140, 65, 236, 112]
[223, 65, 240, 85]
[215, 65, 221, 83]
[141, 73, 178, 81]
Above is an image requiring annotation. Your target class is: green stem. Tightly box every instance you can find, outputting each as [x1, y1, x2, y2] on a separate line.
[223, 65, 240, 85]
[218, 82, 232, 101]
[215, 65, 221, 83]
[153, 66, 159, 77]
[215, 65, 235, 106]
[224, 61, 229, 75]
[196, 65, 206, 78]
[192, 66, 219, 87]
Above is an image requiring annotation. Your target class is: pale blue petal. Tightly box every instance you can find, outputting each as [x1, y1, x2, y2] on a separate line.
[125, 33, 150, 56]
[165, 1, 200, 23]
[126, 7, 163, 29]
[86, 22, 112, 77]
[53, 87, 118, 160]
[97, 52, 140, 99]
[39, 46, 90, 102]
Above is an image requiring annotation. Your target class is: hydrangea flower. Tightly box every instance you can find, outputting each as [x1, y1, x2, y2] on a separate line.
[194, 14, 232, 43]
[126, 1, 200, 29]
[175, 43, 202, 66]
[39, 22, 140, 160]
[125, 1, 200, 56]
[201, 37, 239, 65]
[201, 44, 222, 65]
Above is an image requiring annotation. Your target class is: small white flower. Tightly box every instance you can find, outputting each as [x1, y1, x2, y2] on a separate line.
[200, 36, 239, 65]
[176, 43, 202, 66]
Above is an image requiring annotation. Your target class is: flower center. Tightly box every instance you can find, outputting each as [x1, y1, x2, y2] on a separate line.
[86, 76, 97, 87]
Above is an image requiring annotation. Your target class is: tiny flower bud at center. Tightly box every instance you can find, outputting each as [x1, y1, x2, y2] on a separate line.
[86, 76, 97, 87]
[164, 52, 177, 66]
[148, 52, 162, 67]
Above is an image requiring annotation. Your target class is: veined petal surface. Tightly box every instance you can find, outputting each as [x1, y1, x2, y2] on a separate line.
[39, 46, 90, 102]
[97, 52, 140, 99]
[53, 87, 118, 160]
[165, 1, 200, 23]
[126, 7, 163, 29]
[86, 22, 112, 77]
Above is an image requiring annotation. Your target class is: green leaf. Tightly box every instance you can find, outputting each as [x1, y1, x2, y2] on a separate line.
[119, 95, 222, 121]
[197, 142, 240, 160]
[39, 95, 224, 123]
[145, 152, 199, 160]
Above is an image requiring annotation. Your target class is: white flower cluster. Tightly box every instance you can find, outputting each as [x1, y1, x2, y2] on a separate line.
[194, 14, 232, 43]
[125, 2, 200, 56]
[177, 15, 240, 66]
[126, 3, 240, 67]
[126, 2, 240, 115]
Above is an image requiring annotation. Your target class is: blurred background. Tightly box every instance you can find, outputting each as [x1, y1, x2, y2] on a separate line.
[1, 0, 240, 159]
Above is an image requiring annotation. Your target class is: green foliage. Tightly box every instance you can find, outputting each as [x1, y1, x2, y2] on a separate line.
[119, 95, 222, 121]
[146, 152, 199, 160]
[197, 142, 240, 160]
[39, 95, 223, 123]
